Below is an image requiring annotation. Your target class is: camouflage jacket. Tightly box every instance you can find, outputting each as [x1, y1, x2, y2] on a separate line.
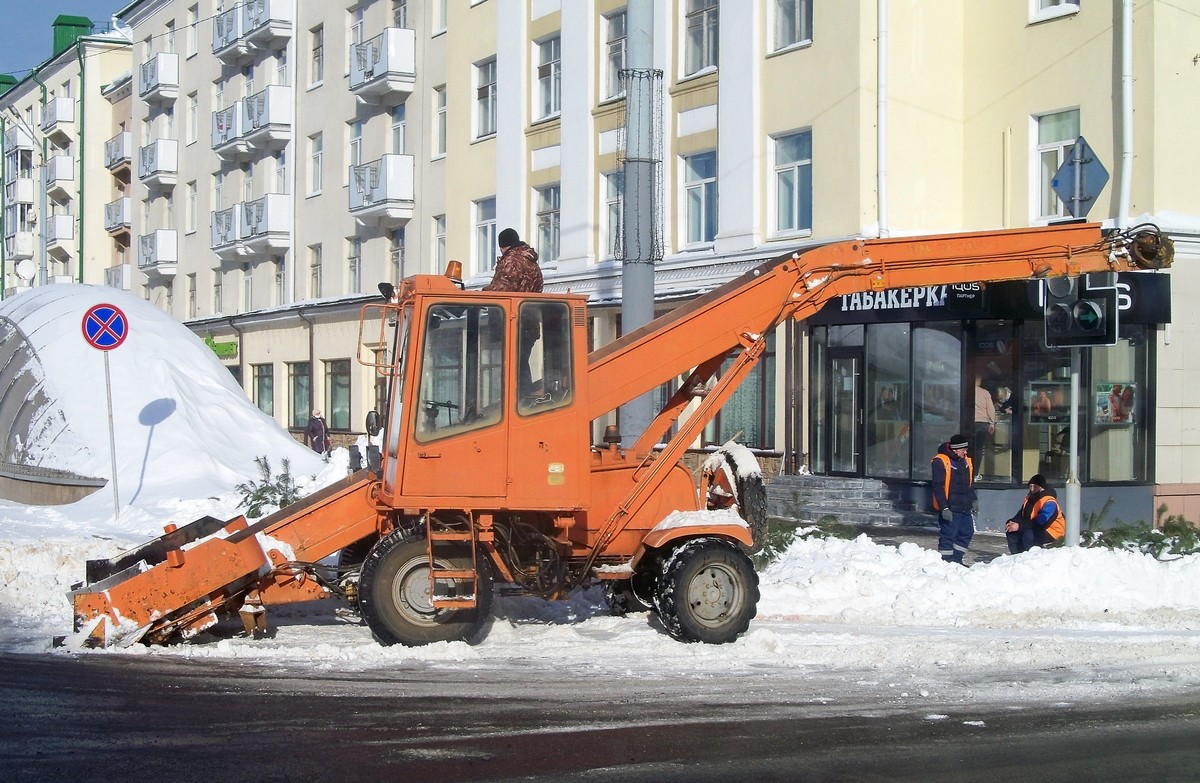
[484, 243, 543, 293]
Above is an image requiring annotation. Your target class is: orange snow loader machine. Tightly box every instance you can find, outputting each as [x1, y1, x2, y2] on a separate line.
[71, 223, 1172, 648]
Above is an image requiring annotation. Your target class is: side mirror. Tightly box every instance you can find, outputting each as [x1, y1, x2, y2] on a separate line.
[365, 410, 382, 437]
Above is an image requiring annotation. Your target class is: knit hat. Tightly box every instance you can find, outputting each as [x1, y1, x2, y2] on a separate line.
[498, 227, 520, 248]
[948, 433, 969, 450]
[1027, 474, 1048, 489]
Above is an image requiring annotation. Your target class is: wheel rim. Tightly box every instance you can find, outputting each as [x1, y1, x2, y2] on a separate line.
[389, 557, 444, 627]
[685, 562, 744, 627]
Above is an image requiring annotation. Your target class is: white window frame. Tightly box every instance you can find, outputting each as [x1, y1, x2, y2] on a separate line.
[309, 243, 323, 298]
[1030, 0, 1081, 23]
[683, 150, 717, 245]
[433, 86, 447, 158]
[186, 5, 198, 57]
[310, 26, 325, 86]
[433, 0, 448, 35]
[475, 58, 497, 139]
[475, 197, 497, 273]
[391, 104, 406, 154]
[274, 257, 285, 306]
[536, 184, 561, 263]
[390, 228, 405, 280]
[434, 215, 447, 270]
[393, 0, 408, 29]
[186, 92, 198, 144]
[274, 149, 287, 194]
[684, 0, 719, 77]
[186, 180, 197, 233]
[771, 130, 813, 236]
[243, 271, 254, 313]
[536, 36, 562, 120]
[308, 132, 323, 195]
[604, 12, 627, 101]
[348, 120, 363, 183]
[772, 0, 813, 52]
[347, 236, 362, 293]
[1033, 108, 1081, 221]
[602, 171, 624, 259]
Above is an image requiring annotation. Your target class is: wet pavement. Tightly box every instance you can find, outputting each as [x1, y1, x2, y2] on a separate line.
[848, 524, 1010, 565]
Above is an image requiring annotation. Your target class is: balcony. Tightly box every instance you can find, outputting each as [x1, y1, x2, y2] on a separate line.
[104, 131, 132, 172]
[39, 96, 75, 142]
[349, 154, 414, 227]
[3, 125, 34, 150]
[138, 229, 178, 276]
[211, 204, 247, 259]
[212, 5, 251, 62]
[46, 214, 75, 257]
[105, 263, 132, 290]
[139, 52, 179, 104]
[239, 193, 290, 255]
[212, 102, 250, 160]
[4, 176, 35, 205]
[242, 85, 291, 151]
[45, 155, 75, 200]
[104, 197, 132, 234]
[243, 0, 292, 50]
[139, 138, 179, 189]
[349, 27, 416, 106]
[4, 231, 35, 260]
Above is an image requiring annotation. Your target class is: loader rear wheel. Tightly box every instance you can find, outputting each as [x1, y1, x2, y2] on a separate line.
[654, 538, 758, 644]
[358, 530, 492, 646]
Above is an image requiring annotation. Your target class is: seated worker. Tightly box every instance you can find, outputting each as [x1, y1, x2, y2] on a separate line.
[1005, 473, 1066, 554]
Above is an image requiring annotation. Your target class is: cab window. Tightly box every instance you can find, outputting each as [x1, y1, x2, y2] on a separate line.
[415, 304, 504, 442]
[517, 301, 573, 415]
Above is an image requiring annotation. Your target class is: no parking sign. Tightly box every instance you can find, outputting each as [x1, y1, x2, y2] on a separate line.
[82, 304, 129, 351]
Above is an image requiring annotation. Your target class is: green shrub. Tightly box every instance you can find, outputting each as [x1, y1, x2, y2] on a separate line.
[234, 456, 302, 519]
[1081, 506, 1200, 558]
[753, 518, 858, 568]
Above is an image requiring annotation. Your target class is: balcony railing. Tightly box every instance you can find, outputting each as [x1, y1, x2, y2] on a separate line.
[138, 138, 179, 188]
[104, 131, 133, 170]
[211, 205, 246, 258]
[47, 214, 75, 253]
[349, 154, 415, 226]
[104, 197, 132, 233]
[240, 193, 290, 253]
[242, 85, 291, 150]
[39, 96, 75, 137]
[45, 155, 75, 199]
[105, 263, 132, 290]
[243, 0, 293, 49]
[139, 229, 178, 275]
[139, 52, 179, 103]
[5, 177, 35, 204]
[212, 5, 250, 61]
[349, 27, 417, 105]
[212, 102, 249, 159]
[3, 125, 34, 150]
[4, 231, 35, 260]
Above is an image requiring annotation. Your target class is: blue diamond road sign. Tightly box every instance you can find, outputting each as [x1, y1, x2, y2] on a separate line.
[1051, 135, 1109, 219]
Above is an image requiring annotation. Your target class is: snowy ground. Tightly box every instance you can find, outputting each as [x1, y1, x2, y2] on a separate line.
[1, 284, 1199, 709]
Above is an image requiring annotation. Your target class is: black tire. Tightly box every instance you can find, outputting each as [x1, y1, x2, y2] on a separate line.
[602, 570, 655, 616]
[737, 470, 769, 555]
[357, 529, 493, 646]
[654, 538, 759, 644]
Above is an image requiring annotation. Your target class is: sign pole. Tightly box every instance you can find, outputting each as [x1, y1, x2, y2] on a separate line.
[104, 351, 120, 523]
[1065, 347, 1082, 546]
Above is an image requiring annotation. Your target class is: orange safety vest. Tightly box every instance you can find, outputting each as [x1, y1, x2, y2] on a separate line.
[931, 453, 973, 511]
[1031, 494, 1066, 540]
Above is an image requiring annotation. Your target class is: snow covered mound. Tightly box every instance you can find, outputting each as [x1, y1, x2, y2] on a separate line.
[0, 284, 326, 533]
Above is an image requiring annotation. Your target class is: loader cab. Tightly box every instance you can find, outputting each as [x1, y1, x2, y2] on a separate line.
[368, 281, 590, 510]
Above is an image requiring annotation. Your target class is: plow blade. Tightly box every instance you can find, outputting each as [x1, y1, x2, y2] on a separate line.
[70, 470, 383, 647]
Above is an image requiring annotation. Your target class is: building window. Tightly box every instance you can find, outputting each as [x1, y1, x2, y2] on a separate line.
[350, 7, 364, 47]
[374, 348, 390, 415]
[187, 273, 197, 318]
[703, 335, 776, 450]
[243, 271, 254, 312]
[773, 130, 812, 235]
[275, 47, 288, 85]
[434, 86, 447, 157]
[252, 364, 274, 416]
[1036, 108, 1080, 220]
[475, 197, 497, 273]
[393, 0, 408, 28]
[1032, 0, 1080, 21]
[685, 0, 719, 76]
[434, 214, 446, 270]
[274, 256, 285, 305]
[309, 243, 322, 297]
[433, 0, 447, 34]
[604, 11, 626, 100]
[325, 359, 351, 430]
[603, 171, 623, 258]
[390, 228, 405, 281]
[164, 21, 176, 53]
[213, 272, 224, 314]
[310, 26, 324, 85]
[773, 0, 813, 51]
[186, 180, 197, 233]
[476, 58, 497, 138]
[537, 184, 560, 262]
[348, 120, 363, 178]
[308, 132, 323, 194]
[274, 149, 287, 194]
[391, 104, 406, 154]
[537, 36, 561, 119]
[187, 5, 198, 56]
[185, 92, 198, 143]
[347, 236, 362, 293]
[289, 361, 311, 429]
[683, 151, 717, 244]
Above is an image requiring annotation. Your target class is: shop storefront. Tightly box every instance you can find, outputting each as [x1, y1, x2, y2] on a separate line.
[807, 272, 1170, 500]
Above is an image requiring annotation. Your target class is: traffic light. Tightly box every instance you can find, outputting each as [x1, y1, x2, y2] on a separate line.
[1043, 277, 1118, 347]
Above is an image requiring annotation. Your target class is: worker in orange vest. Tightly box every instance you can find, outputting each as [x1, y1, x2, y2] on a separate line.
[931, 433, 976, 564]
[1004, 473, 1066, 554]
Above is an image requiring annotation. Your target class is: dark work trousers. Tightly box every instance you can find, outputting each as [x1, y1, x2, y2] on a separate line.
[939, 510, 975, 564]
[1006, 526, 1054, 554]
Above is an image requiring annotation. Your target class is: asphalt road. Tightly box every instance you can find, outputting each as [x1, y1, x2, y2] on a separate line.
[4, 652, 1199, 783]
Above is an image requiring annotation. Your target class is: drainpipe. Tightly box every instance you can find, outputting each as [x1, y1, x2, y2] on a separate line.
[76, 43, 87, 282]
[1117, 0, 1133, 230]
[297, 306, 316, 429]
[286, 0, 298, 304]
[31, 70, 48, 286]
[1, 115, 7, 300]
[876, 0, 889, 237]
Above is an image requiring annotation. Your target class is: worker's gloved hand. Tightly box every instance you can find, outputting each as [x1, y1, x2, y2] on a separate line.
[940, 507, 953, 522]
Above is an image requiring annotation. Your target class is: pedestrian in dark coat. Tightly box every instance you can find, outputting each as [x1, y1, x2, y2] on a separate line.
[1005, 474, 1066, 554]
[484, 228, 543, 293]
[931, 433, 977, 564]
[306, 409, 330, 454]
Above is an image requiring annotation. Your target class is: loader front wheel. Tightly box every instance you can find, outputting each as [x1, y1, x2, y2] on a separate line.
[358, 530, 492, 646]
[655, 538, 758, 644]
[602, 570, 654, 616]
